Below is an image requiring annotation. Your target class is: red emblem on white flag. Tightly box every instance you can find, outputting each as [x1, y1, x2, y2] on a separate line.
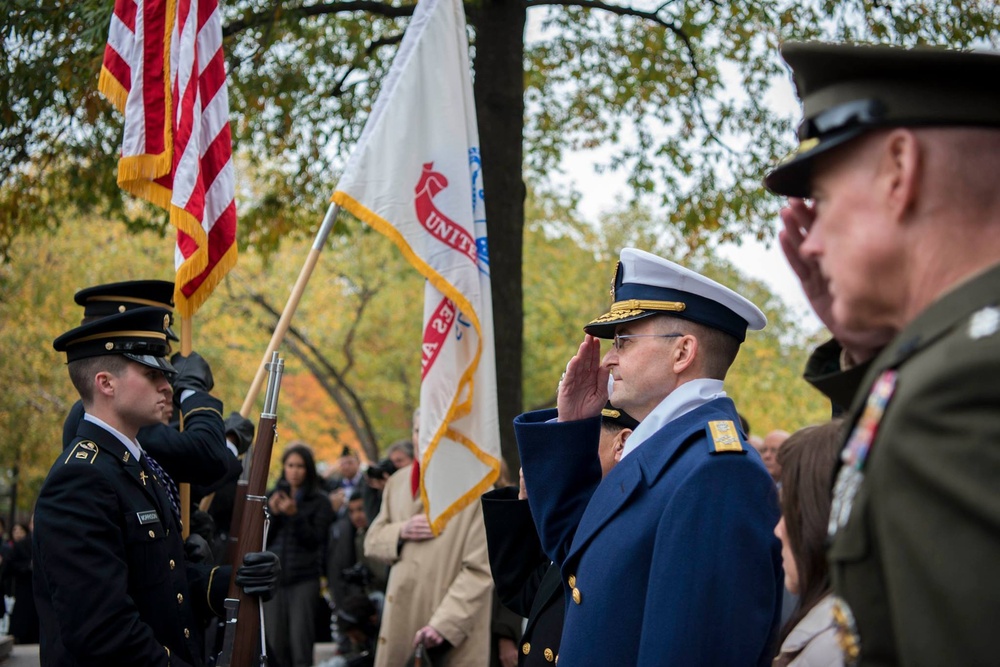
[414, 163, 478, 264]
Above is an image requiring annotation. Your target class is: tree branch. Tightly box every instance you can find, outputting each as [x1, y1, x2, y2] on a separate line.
[525, 0, 689, 46]
[247, 292, 381, 459]
[525, 0, 737, 155]
[367, 32, 405, 54]
[333, 273, 379, 377]
[280, 333, 380, 461]
[223, 1, 417, 38]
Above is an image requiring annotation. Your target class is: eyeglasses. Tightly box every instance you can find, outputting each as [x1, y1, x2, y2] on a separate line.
[612, 333, 682, 351]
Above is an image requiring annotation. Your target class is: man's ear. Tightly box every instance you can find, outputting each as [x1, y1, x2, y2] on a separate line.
[672, 335, 699, 375]
[613, 428, 631, 463]
[94, 370, 116, 398]
[880, 129, 922, 223]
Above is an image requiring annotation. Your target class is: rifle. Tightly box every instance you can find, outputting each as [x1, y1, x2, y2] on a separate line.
[224, 438, 252, 565]
[218, 352, 285, 667]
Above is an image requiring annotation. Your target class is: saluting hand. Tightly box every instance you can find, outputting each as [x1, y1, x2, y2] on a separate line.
[557, 335, 609, 422]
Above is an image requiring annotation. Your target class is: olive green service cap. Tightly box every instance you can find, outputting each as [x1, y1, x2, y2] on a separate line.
[765, 42, 1000, 197]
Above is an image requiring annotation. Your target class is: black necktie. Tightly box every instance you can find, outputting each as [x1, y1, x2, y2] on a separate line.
[143, 452, 181, 526]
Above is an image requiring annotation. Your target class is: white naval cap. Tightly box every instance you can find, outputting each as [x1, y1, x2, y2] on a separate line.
[584, 248, 767, 342]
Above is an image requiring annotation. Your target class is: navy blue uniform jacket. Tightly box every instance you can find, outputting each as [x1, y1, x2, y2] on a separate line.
[516, 398, 783, 666]
[34, 420, 229, 667]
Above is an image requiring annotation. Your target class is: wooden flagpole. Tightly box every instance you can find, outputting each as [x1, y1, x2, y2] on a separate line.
[198, 202, 341, 514]
[238, 202, 342, 417]
[180, 317, 193, 538]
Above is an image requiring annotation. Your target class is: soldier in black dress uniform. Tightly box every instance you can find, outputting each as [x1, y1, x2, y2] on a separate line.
[34, 307, 279, 667]
[482, 403, 637, 666]
[61, 280, 242, 496]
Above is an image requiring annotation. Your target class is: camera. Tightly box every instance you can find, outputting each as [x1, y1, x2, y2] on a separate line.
[341, 562, 373, 587]
[365, 458, 397, 480]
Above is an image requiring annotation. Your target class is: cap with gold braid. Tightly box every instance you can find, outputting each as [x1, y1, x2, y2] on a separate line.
[53, 307, 178, 376]
[584, 248, 766, 342]
[601, 401, 639, 430]
[74, 280, 179, 341]
[765, 42, 1000, 197]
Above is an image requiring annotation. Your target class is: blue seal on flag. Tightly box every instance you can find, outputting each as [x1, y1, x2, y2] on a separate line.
[468, 147, 490, 276]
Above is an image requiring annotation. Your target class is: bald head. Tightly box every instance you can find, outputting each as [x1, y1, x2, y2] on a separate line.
[754, 429, 789, 482]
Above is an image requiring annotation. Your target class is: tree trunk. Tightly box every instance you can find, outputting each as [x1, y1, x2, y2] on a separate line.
[473, 0, 526, 475]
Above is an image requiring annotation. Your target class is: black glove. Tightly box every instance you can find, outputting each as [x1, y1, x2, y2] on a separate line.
[184, 533, 213, 565]
[236, 551, 280, 602]
[224, 412, 255, 455]
[170, 351, 215, 394]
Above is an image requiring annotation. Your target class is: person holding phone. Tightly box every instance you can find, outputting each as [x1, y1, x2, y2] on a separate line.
[266, 442, 335, 667]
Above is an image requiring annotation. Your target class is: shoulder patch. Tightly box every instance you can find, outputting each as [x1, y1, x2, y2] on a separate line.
[64, 440, 100, 465]
[707, 421, 746, 455]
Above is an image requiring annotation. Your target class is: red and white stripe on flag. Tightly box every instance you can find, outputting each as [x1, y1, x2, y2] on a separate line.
[99, 0, 237, 317]
[331, 0, 500, 534]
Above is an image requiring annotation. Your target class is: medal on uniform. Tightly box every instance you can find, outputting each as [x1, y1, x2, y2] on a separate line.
[829, 370, 898, 537]
[831, 595, 861, 667]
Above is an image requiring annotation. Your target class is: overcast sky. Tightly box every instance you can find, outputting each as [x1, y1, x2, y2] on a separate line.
[544, 39, 824, 335]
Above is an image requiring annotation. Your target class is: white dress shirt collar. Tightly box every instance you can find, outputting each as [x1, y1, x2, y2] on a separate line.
[618, 378, 726, 460]
[83, 413, 144, 462]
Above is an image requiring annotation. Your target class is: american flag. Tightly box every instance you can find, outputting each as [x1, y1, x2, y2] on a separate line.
[99, 0, 237, 317]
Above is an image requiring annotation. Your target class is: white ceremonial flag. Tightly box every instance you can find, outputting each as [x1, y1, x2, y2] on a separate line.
[331, 0, 500, 533]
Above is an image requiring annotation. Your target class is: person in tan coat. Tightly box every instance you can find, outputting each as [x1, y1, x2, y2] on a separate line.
[364, 462, 493, 666]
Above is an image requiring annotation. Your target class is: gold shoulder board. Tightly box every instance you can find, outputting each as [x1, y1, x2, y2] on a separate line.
[707, 421, 745, 454]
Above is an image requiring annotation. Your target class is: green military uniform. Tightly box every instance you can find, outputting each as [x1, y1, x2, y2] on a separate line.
[765, 42, 1000, 665]
[828, 264, 1000, 665]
